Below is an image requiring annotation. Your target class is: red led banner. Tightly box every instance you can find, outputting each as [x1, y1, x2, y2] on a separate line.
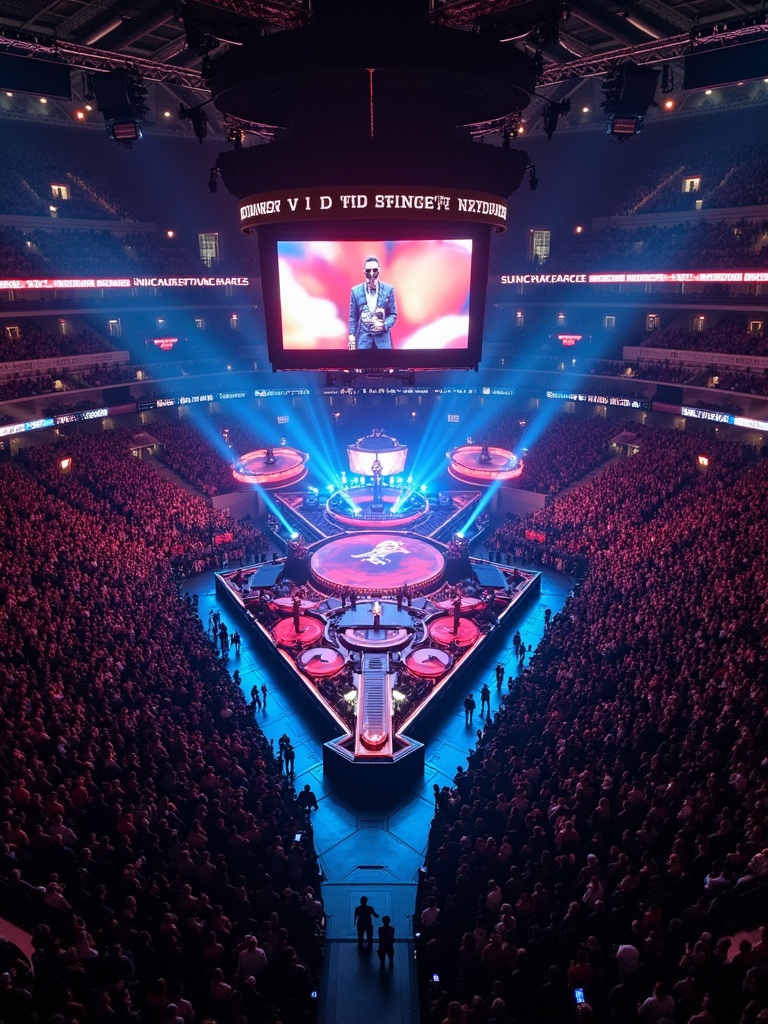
[0, 276, 250, 290]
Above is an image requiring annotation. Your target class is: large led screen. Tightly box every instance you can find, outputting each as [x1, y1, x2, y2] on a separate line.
[276, 238, 473, 354]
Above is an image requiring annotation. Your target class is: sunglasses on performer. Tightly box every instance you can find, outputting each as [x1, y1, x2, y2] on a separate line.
[364, 268, 379, 276]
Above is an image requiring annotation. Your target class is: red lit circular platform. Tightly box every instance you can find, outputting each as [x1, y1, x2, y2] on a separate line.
[273, 616, 324, 647]
[232, 447, 308, 488]
[447, 445, 523, 485]
[326, 485, 428, 530]
[406, 647, 452, 678]
[271, 596, 316, 613]
[310, 533, 445, 596]
[428, 615, 480, 648]
[435, 596, 482, 612]
[297, 647, 345, 677]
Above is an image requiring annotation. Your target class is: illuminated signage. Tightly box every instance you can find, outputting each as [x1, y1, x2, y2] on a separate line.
[559, 334, 582, 346]
[547, 390, 650, 410]
[681, 406, 733, 424]
[179, 394, 213, 405]
[254, 388, 311, 398]
[153, 337, 179, 351]
[0, 277, 250, 290]
[0, 417, 55, 437]
[156, 397, 177, 408]
[239, 186, 508, 231]
[501, 274, 587, 284]
[217, 391, 247, 401]
[497, 269, 768, 286]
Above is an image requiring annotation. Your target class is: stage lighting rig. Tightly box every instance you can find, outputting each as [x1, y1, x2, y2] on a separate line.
[88, 67, 149, 145]
[602, 61, 660, 139]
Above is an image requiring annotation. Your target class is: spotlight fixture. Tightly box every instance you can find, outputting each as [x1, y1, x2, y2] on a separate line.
[541, 97, 569, 140]
[602, 61, 660, 139]
[179, 100, 210, 143]
[226, 126, 243, 148]
[88, 68, 148, 145]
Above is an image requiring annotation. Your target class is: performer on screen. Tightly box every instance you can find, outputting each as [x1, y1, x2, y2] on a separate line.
[348, 255, 398, 351]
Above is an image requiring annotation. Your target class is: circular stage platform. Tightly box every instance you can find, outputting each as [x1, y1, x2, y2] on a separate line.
[326, 485, 428, 530]
[273, 616, 324, 647]
[232, 447, 308, 488]
[297, 647, 345, 677]
[310, 533, 445, 596]
[406, 647, 452, 678]
[447, 444, 523, 485]
[271, 596, 315, 613]
[427, 615, 480, 648]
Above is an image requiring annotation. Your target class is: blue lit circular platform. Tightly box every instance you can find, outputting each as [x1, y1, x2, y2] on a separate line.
[325, 484, 429, 529]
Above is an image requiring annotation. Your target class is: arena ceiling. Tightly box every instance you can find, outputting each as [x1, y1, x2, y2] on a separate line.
[1, 0, 767, 137]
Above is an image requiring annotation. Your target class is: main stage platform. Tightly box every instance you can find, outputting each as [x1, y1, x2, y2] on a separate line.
[216, 528, 539, 785]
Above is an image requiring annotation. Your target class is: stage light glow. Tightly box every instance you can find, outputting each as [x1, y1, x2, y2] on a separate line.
[290, 531, 300, 539]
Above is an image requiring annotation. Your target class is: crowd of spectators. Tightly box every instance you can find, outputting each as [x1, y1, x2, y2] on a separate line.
[617, 139, 768, 215]
[0, 150, 134, 221]
[23, 430, 269, 577]
[0, 324, 118, 363]
[0, 226, 206, 279]
[0, 370, 62, 402]
[0, 442, 323, 1023]
[490, 414, 616, 496]
[422, 424, 768, 1024]
[712, 370, 768, 397]
[638, 322, 768, 359]
[550, 221, 768, 274]
[585, 361, 693, 386]
[149, 419, 272, 498]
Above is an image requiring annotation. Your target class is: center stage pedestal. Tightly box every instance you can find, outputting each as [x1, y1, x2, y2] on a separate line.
[310, 532, 446, 597]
